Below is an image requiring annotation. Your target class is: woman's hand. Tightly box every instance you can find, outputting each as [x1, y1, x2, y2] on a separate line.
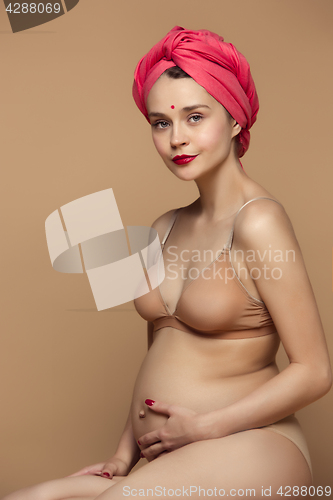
[137, 399, 203, 461]
[66, 456, 131, 479]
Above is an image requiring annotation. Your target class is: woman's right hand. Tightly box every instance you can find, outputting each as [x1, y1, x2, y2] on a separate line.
[66, 456, 131, 479]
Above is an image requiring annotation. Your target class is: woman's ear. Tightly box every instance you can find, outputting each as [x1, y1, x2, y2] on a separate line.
[231, 120, 242, 139]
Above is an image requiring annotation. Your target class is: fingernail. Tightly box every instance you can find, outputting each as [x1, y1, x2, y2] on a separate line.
[145, 399, 155, 406]
[102, 472, 110, 478]
[137, 440, 141, 445]
[140, 452, 145, 458]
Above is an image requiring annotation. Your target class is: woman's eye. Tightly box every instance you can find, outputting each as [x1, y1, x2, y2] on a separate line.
[189, 114, 202, 123]
[152, 121, 169, 129]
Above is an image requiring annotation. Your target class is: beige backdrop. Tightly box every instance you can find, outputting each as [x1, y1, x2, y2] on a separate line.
[0, 0, 332, 495]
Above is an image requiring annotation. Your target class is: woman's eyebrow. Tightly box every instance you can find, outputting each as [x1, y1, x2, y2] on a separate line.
[148, 104, 210, 119]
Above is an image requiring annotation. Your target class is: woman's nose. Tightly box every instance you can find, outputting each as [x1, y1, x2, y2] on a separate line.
[170, 125, 189, 148]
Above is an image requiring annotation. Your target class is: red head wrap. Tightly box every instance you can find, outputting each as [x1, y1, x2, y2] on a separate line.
[132, 26, 259, 158]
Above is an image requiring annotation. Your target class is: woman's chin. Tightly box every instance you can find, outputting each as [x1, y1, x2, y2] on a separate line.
[168, 166, 201, 181]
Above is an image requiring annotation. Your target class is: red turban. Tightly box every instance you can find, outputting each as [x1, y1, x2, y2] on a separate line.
[132, 26, 259, 158]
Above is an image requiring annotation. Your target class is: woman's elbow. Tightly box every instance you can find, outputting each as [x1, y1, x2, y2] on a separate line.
[314, 365, 332, 398]
[302, 362, 332, 400]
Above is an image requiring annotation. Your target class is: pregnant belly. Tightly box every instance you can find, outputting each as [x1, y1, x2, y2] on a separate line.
[130, 328, 280, 451]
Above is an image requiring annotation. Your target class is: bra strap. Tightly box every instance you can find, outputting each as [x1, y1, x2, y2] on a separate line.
[225, 197, 284, 251]
[161, 208, 180, 247]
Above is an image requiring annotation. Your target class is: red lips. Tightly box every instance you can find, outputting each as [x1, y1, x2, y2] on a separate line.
[172, 155, 198, 165]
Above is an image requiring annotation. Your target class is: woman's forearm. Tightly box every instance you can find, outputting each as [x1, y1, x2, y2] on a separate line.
[113, 405, 141, 469]
[198, 362, 332, 440]
[112, 324, 154, 468]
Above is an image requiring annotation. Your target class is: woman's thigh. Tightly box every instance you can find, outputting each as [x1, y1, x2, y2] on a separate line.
[2, 475, 123, 500]
[94, 429, 313, 500]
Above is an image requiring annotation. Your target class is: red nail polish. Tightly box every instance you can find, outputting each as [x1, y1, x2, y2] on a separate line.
[102, 472, 110, 478]
[137, 440, 141, 445]
[140, 452, 145, 458]
[145, 399, 155, 406]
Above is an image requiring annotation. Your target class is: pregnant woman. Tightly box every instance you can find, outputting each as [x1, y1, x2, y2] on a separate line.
[3, 26, 332, 500]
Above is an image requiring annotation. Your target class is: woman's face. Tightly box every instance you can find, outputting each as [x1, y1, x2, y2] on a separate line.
[146, 74, 241, 181]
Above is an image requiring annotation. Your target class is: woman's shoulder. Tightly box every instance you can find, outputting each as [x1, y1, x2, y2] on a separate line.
[233, 191, 296, 250]
[150, 207, 183, 244]
[239, 192, 286, 220]
[236, 177, 285, 219]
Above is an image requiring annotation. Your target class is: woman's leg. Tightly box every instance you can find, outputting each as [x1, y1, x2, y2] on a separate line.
[1, 475, 124, 500]
[2, 430, 313, 500]
[93, 429, 313, 500]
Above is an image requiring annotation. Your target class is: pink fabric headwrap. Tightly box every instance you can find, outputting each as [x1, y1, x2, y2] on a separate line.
[132, 26, 259, 158]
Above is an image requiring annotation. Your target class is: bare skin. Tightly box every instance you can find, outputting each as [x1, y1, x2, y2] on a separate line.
[2, 75, 331, 500]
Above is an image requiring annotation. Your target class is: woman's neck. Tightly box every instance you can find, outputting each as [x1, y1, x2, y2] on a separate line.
[193, 156, 249, 222]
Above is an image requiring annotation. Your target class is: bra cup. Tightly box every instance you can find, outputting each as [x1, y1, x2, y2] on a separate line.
[134, 198, 281, 337]
[134, 256, 276, 336]
[174, 263, 251, 332]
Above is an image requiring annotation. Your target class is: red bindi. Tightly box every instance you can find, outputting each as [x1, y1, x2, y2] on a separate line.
[171, 105, 175, 109]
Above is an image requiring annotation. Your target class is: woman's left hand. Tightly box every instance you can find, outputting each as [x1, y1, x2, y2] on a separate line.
[137, 400, 204, 460]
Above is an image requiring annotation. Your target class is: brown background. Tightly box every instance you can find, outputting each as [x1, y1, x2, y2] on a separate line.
[0, 0, 332, 495]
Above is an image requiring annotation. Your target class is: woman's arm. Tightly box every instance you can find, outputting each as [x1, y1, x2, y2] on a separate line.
[109, 322, 155, 465]
[197, 199, 332, 439]
[111, 405, 141, 470]
[147, 321, 154, 350]
[91, 311, 155, 471]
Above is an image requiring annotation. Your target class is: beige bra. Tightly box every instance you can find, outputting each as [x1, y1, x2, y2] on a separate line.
[134, 197, 282, 340]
